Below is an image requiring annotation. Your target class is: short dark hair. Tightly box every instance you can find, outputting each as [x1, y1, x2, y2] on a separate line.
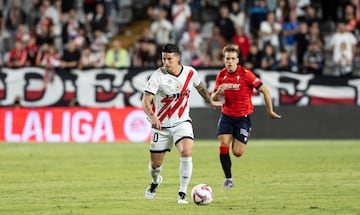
[162, 43, 180, 55]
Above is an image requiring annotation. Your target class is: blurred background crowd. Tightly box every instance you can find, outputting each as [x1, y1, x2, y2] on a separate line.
[1, 0, 360, 79]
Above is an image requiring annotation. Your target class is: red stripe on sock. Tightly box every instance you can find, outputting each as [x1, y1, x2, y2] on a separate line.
[220, 146, 230, 154]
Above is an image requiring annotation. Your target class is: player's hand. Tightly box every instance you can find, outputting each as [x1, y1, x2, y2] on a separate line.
[210, 100, 222, 108]
[150, 117, 162, 130]
[269, 111, 282, 119]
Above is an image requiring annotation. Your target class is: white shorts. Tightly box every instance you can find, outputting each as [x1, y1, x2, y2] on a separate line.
[149, 121, 194, 153]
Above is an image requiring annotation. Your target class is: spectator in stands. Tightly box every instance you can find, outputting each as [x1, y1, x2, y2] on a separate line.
[35, 22, 55, 46]
[249, 0, 268, 38]
[206, 25, 227, 66]
[79, 45, 105, 70]
[215, 5, 236, 43]
[295, 0, 310, 21]
[351, 0, 360, 21]
[302, 4, 320, 27]
[266, 0, 278, 11]
[34, 4, 55, 46]
[39, 43, 61, 89]
[150, 7, 173, 46]
[171, 0, 192, 42]
[260, 43, 276, 70]
[90, 28, 109, 53]
[102, 0, 120, 35]
[6, 39, 27, 68]
[334, 41, 354, 77]
[147, 0, 172, 22]
[73, 26, 89, 50]
[232, 26, 250, 61]
[282, 10, 300, 61]
[344, 3, 358, 33]
[36, 43, 50, 67]
[14, 23, 31, 45]
[83, 0, 97, 27]
[132, 27, 158, 67]
[308, 22, 324, 48]
[178, 21, 203, 66]
[302, 41, 325, 76]
[329, 21, 357, 75]
[27, 0, 42, 30]
[61, 8, 84, 45]
[25, 34, 39, 66]
[244, 43, 262, 70]
[90, 3, 108, 33]
[105, 38, 130, 68]
[259, 11, 282, 51]
[43, 0, 61, 36]
[274, 48, 296, 72]
[275, 0, 290, 24]
[61, 0, 76, 19]
[61, 39, 81, 71]
[295, 21, 310, 68]
[189, 0, 202, 22]
[5, 1, 27, 39]
[229, 1, 246, 28]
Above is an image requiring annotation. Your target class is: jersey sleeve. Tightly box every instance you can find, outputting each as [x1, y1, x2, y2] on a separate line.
[191, 67, 201, 87]
[144, 70, 160, 95]
[245, 68, 262, 89]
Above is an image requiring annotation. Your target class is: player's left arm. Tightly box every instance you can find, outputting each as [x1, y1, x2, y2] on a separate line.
[257, 84, 282, 119]
[195, 82, 222, 108]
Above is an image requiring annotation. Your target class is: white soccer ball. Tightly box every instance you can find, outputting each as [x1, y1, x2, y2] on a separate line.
[191, 184, 214, 205]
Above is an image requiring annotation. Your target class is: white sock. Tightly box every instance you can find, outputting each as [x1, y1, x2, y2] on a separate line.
[179, 157, 193, 194]
[148, 163, 162, 184]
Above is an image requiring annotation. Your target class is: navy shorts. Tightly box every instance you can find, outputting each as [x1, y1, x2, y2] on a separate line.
[217, 113, 252, 144]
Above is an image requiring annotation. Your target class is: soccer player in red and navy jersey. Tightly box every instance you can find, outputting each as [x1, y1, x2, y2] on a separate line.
[211, 44, 281, 188]
[142, 44, 221, 203]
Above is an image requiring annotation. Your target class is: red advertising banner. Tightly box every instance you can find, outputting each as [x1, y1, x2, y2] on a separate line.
[0, 107, 151, 143]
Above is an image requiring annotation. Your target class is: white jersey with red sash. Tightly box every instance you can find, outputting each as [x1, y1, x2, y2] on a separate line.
[145, 65, 201, 128]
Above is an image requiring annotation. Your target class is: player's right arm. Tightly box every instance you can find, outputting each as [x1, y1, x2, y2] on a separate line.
[211, 84, 224, 102]
[211, 72, 224, 102]
[142, 91, 162, 130]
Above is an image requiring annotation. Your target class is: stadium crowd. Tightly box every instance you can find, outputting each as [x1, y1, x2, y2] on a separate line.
[0, 0, 360, 78]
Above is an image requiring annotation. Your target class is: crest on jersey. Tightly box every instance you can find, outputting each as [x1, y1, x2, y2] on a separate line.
[147, 80, 153, 87]
[176, 83, 181, 90]
[237, 75, 240, 81]
[223, 76, 227, 80]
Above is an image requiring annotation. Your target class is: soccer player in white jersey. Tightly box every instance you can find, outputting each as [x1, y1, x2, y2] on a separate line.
[142, 43, 221, 204]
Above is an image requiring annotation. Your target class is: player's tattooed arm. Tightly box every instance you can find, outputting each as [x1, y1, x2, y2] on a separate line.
[142, 92, 154, 116]
[196, 82, 212, 104]
[196, 82, 222, 108]
[142, 92, 162, 129]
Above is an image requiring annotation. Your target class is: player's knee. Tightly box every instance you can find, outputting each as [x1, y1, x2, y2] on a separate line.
[151, 161, 162, 169]
[220, 142, 230, 149]
[180, 149, 192, 157]
[233, 151, 244, 157]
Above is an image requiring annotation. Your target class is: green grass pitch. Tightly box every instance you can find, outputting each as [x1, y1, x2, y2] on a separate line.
[0, 140, 359, 215]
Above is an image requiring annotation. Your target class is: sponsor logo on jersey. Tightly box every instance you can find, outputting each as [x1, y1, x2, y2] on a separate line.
[223, 83, 240, 90]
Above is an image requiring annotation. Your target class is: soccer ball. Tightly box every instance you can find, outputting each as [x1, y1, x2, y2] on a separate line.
[191, 184, 214, 205]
